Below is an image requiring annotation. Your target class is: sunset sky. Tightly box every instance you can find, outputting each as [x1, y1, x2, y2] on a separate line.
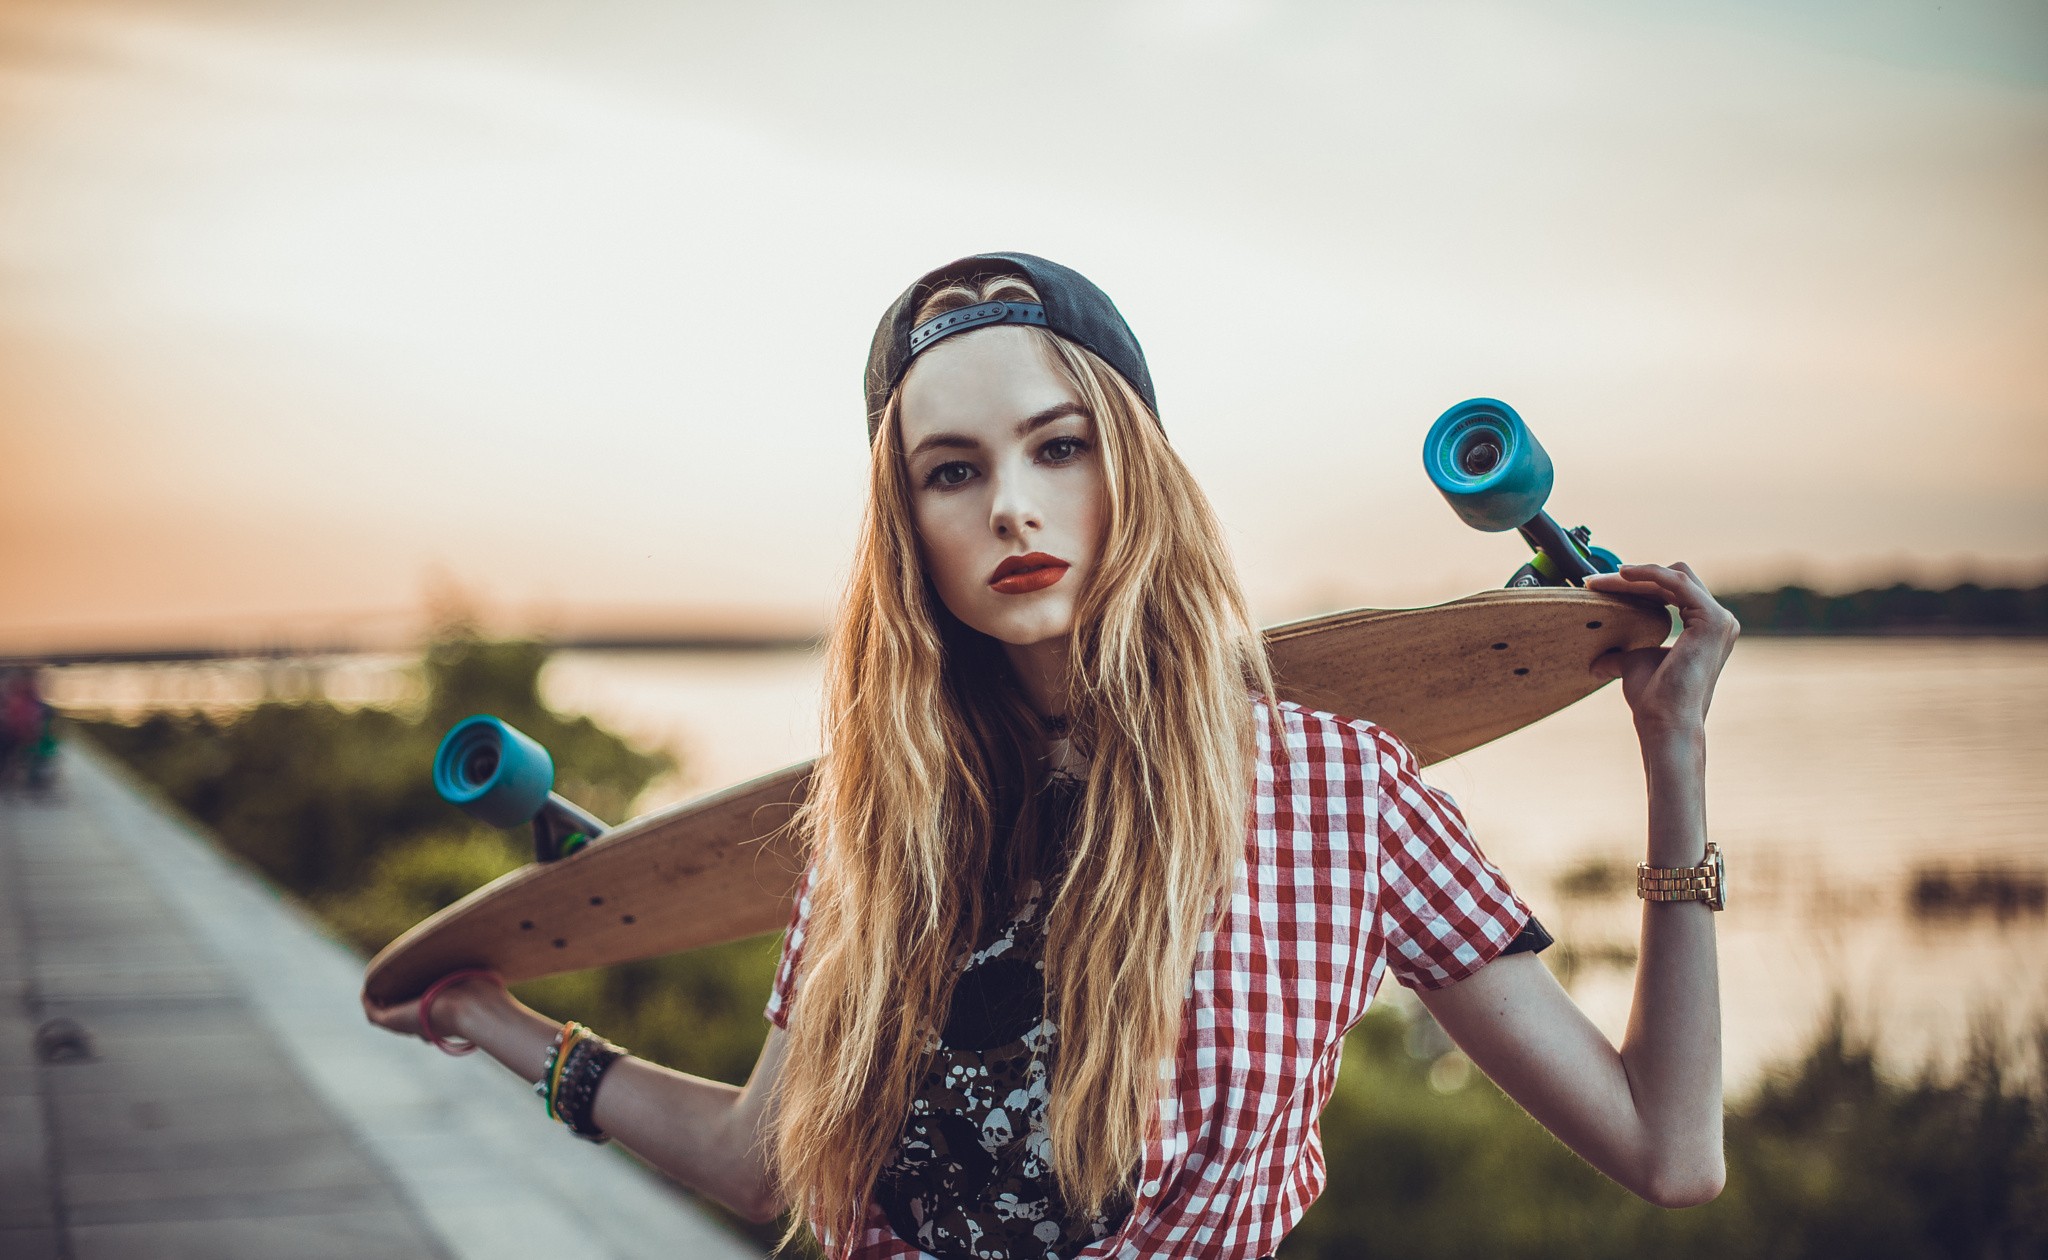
[2, 0, 2043, 653]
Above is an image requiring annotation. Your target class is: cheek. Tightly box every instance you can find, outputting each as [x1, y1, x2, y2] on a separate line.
[912, 497, 982, 596]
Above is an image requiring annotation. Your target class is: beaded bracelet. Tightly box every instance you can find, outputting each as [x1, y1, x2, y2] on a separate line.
[553, 1032, 627, 1143]
[551, 1024, 593, 1119]
[533, 1020, 580, 1117]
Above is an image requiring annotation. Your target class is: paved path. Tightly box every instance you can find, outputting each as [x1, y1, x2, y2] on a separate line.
[0, 744, 760, 1260]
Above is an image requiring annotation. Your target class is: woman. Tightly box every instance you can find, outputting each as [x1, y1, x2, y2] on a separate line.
[366, 252, 1736, 1258]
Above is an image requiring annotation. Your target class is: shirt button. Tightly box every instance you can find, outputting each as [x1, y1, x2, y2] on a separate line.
[1140, 1179, 1160, 1197]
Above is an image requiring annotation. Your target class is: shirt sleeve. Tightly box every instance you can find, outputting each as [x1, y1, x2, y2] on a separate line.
[1370, 725, 1533, 991]
[763, 862, 816, 1029]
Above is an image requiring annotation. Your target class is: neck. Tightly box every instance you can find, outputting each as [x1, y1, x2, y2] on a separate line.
[1002, 636, 1071, 722]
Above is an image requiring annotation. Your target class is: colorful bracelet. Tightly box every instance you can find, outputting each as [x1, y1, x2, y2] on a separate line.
[534, 1020, 578, 1116]
[553, 1032, 627, 1143]
[416, 969, 499, 1056]
[554, 1024, 588, 1118]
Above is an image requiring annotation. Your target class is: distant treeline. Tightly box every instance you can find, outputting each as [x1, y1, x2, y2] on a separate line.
[1719, 582, 2048, 636]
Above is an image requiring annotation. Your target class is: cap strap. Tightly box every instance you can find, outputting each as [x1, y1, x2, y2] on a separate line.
[907, 301, 1048, 358]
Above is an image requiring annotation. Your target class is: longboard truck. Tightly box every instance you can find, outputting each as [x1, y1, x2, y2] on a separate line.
[1425, 398, 1623, 588]
[434, 715, 610, 863]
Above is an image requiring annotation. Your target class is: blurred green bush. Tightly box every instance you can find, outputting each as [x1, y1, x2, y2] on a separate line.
[1285, 1002, 2046, 1258]
[79, 634, 668, 900]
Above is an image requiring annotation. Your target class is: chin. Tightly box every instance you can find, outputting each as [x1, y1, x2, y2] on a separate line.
[970, 601, 1077, 649]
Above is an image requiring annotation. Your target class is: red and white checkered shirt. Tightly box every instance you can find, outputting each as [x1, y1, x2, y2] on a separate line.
[767, 699, 1532, 1258]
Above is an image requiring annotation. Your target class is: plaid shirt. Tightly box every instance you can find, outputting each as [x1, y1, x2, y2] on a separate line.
[767, 699, 1532, 1258]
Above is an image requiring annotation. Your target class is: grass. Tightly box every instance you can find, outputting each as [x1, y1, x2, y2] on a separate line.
[1284, 1001, 2047, 1258]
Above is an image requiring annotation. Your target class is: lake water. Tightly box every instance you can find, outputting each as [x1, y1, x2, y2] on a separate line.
[45, 638, 2048, 1093]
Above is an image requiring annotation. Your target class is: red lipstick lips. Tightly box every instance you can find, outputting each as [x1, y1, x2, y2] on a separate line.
[988, 552, 1070, 595]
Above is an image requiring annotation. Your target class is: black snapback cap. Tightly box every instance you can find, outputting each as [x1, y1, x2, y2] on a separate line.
[864, 251, 1158, 441]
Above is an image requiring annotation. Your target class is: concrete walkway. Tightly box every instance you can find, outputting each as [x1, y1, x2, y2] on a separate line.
[0, 744, 760, 1260]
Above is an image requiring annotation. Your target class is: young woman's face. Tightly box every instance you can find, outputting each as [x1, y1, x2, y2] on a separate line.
[896, 327, 1108, 653]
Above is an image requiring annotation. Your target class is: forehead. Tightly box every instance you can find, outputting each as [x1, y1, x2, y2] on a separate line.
[895, 327, 1083, 445]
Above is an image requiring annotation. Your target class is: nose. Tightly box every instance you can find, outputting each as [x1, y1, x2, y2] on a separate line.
[987, 463, 1042, 540]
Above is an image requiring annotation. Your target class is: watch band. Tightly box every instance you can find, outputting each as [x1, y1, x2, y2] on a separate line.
[1637, 842, 1725, 910]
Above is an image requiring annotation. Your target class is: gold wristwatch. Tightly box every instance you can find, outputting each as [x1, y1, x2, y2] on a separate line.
[1637, 843, 1725, 910]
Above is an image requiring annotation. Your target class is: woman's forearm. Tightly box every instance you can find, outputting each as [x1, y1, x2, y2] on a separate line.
[1616, 723, 1724, 1205]
[1431, 564, 1734, 1207]
[439, 985, 784, 1222]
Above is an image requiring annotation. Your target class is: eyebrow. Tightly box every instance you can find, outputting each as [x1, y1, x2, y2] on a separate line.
[906, 402, 1091, 459]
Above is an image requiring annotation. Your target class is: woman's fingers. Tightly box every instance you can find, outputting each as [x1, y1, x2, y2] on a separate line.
[1592, 645, 1666, 683]
[1587, 563, 1739, 644]
[1585, 561, 1740, 733]
[1581, 576, 1672, 605]
[1586, 563, 1707, 607]
[361, 988, 422, 1037]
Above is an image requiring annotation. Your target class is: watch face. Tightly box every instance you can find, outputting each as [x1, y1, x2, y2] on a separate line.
[1710, 844, 1726, 910]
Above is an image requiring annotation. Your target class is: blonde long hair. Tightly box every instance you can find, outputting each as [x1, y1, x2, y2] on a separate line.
[771, 274, 1275, 1247]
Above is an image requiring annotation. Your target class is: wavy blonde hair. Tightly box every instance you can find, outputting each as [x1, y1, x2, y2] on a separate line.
[771, 274, 1274, 1249]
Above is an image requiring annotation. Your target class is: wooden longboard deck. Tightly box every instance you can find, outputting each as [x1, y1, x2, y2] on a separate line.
[363, 589, 1665, 1003]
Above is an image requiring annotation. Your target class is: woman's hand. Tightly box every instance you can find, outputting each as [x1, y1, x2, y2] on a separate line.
[359, 971, 785, 1221]
[360, 971, 509, 1042]
[1583, 562, 1740, 737]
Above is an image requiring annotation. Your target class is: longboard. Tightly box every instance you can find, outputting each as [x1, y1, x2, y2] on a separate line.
[364, 588, 1665, 1004]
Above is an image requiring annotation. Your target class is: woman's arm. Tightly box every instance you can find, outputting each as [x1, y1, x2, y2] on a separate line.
[362, 977, 789, 1223]
[1416, 561, 1737, 1209]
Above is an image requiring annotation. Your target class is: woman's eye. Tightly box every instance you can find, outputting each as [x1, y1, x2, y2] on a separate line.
[924, 461, 975, 490]
[1041, 436, 1088, 464]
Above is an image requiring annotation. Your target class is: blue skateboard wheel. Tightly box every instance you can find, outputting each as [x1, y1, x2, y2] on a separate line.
[1423, 398, 1554, 533]
[433, 716, 555, 830]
